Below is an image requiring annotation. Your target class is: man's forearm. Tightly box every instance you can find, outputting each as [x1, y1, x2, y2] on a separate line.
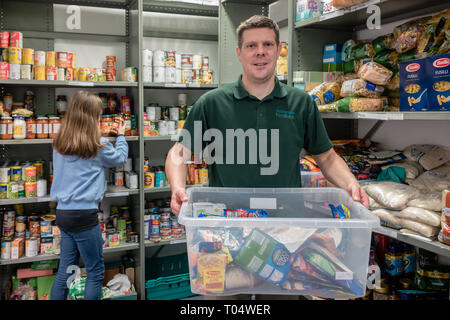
[166, 143, 189, 190]
[313, 149, 358, 189]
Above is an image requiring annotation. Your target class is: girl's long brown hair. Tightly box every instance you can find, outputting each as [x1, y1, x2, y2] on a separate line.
[53, 91, 103, 159]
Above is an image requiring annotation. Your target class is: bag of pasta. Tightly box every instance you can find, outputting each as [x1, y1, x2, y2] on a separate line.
[394, 20, 427, 54]
[340, 79, 384, 98]
[385, 71, 399, 91]
[343, 59, 360, 74]
[349, 97, 388, 112]
[352, 42, 376, 60]
[342, 39, 357, 62]
[309, 81, 341, 106]
[374, 50, 399, 70]
[317, 102, 338, 112]
[358, 61, 393, 86]
[373, 34, 395, 53]
[437, 30, 450, 55]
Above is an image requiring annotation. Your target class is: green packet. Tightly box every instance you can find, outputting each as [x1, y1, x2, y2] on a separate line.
[31, 260, 59, 270]
[336, 97, 357, 112]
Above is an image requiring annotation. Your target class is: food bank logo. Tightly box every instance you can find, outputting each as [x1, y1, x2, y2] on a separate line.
[172, 121, 280, 176]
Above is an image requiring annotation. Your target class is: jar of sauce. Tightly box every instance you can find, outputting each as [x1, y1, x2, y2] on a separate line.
[48, 116, 61, 138]
[0, 116, 13, 139]
[26, 117, 36, 139]
[56, 95, 68, 115]
[13, 116, 26, 139]
[36, 116, 49, 139]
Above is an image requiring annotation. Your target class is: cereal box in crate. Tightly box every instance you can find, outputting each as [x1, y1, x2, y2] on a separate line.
[178, 187, 379, 299]
[426, 53, 450, 111]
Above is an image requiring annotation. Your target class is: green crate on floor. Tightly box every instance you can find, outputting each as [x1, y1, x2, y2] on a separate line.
[145, 253, 189, 280]
[145, 273, 196, 300]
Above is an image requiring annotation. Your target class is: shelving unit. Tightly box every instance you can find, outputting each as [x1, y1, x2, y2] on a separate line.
[287, 0, 450, 259]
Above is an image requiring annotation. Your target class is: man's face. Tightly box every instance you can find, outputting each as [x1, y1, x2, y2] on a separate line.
[237, 27, 281, 83]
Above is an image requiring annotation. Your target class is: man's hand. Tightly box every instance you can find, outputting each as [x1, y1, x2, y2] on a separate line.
[171, 187, 188, 216]
[346, 181, 369, 209]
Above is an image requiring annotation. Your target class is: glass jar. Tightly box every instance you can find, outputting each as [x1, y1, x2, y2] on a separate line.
[107, 93, 118, 114]
[56, 95, 67, 116]
[26, 117, 36, 139]
[3, 93, 13, 113]
[0, 116, 13, 139]
[101, 115, 112, 137]
[13, 116, 26, 139]
[124, 114, 131, 136]
[36, 116, 49, 139]
[48, 116, 61, 138]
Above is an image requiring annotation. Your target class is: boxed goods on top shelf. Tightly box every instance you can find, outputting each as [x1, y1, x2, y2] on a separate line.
[144, 198, 186, 243]
[143, 49, 213, 85]
[0, 31, 136, 82]
[295, 0, 371, 23]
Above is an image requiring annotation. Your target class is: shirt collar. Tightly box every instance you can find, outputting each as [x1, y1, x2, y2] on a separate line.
[232, 75, 288, 101]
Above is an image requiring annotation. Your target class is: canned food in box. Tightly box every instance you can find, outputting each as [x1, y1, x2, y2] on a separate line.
[123, 67, 137, 82]
[87, 70, 98, 82]
[181, 54, 193, 69]
[193, 54, 202, 70]
[0, 62, 8, 79]
[1, 238, 12, 259]
[22, 48, 34, 65]
[153, 50, 165, 67]
[52, 225, 60, 236]
[34, 51, 46, 66]
[0, 48, 8, 62]
[3, 211, 15, 237]
[46, 51, 56, 67]
[8, 47, 22, 64]
[46, 66, 57, 81]
[40, 236, 53, 255]
[9, 32, 23, 48]
[20, 64, 32, 80]
[56, 52, 67, 68]
[34, 66, 46, 80]
[165, 50, 176, 67]
[9, 63, 20, 80]
[0, 32, 9, 48]
[25, 237, 38, 257]
[192, 69, 200, 84]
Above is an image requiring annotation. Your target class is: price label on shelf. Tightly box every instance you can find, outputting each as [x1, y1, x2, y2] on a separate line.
[349, 0, 381, 12]
[38, 197, 51, 202]
[106, 192, 129, 198]
[320, 10, 344, 21]
[68, 81, 95, 87]
[388, 113, 404, 120]
[357, 112, 389, 120]
[165, 83, 186, 88]
[170, 239, 186, 245]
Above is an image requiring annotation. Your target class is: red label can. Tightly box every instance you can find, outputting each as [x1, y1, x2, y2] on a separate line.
[56, 52, 67, 68]
[120, 96, 131, 114]
[0, 62, 8, 79]
[106, 56, 116, 68]
[106, 68, 116, 81]
[0, 32, 9, 49]
[66, 53, 73, 69]
[9, 32, 23, 48]
[46, 66, 57, 81]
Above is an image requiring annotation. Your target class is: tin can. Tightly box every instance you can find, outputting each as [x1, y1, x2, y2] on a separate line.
[165, 50, 176, 67]
[120, 96, 131, 114]
[24, 165, 37, 182]
[40, 220, 52, 237]
[168, 120, 176, 135]
[144, 215, 151, 240]
[193, 54, 202, 70]
[53, 235, 60, 254]
[88, 69, 98, 82]
[3, 211, 15, 237]
[8, 47, 22, 64]
[144, 172, 154, 188]
[11, 166, 22, 182]
[192, 69, 200, 84]
[66, 53, 74, 69]
[20, 64, 32, 80]
[143, 66, 152, 82]
[181, 69, 192, 84]
[114, 171, 124, 187]
[15, 215, 26, 233]
[108, 233, 120, 247]
[0, 167, 10, 183]
[9, 63, 20, 80]
[46, 66, 57, 80]
[153, 50, 165, 67]
[158, 120, 168, 136]
[1, 238, 12, 259]
[143, 49, 153, 66]
[46, 51, 56, 67]
[118, 229, 126, 242]
[0, 48, 8, 62]
[25, 237, 38, 257]
[0, 183, 7, 199]
[126, 220, 132, 233]
[29, 216, 40, 236]
[106, 56, 116, 68]
[66, 68, 74, 81]
[34, 51, 46, 66]
[123, 67, 137, 82]
[37, 179, 47, 197]
[9, 32, 23, 48]
[165, 67, 176, 83]
[181, 54, 193, 69]
[175, 68, 182, 83]
[33, 162, 43, 179]
[106, 68, 116, 81]
[0, 62, 8, 79]
[53, 225, 60, 236]
[0, 32, 9, 48]
[22, 48, 34, 65]
[160, 221, 171, 229]
[34, 65, 46, 80]
[151, 214, 160, 225]
[169, 107, 179, 121]
[153, 66, 165, 83]
[150, 235, 160, 242]
[78, 67, 89, 81]
[25, 182, 37, 198]
[57, 67, 65, 81]
[155, 170, 165, 188]
[202, 56, 209, 70]
[40, 236, 53, 255]
[128, 232, 139, 243]
[56, 52, 67, 68]
[150, 225, 160, 236]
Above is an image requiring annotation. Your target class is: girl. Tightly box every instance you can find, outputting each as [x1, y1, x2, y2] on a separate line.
[50, 91, 128, 300]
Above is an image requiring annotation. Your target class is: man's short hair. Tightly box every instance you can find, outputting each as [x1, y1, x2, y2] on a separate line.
[236, 15, 280, 49]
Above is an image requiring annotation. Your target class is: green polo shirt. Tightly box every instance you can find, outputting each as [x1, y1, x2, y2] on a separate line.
[179, 75, 332, 187]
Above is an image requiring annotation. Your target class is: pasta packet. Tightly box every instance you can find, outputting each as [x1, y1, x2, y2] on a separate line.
[358, 61, 393, 85]
[341, 79, 384, 98]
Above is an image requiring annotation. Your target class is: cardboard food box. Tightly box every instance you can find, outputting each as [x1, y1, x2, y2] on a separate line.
[399, 58, 428, 111]
[426, 53, 450, 111]
[296, 0, 323, 22]
[11, 237, 24, 260]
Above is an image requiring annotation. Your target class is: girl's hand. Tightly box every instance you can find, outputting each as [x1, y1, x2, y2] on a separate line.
[118, 118, 126, 135]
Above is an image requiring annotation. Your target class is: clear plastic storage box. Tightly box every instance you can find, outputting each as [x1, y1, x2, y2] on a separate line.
[178, 187, 380, 299]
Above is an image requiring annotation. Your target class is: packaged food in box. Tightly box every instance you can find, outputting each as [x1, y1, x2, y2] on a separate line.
[296, 0, 322, 22]
[358, 61, 393, 86]
[426, 53, 450, 111]
[309, 81, 341, 105]
[349, 97, 388, 112]
[340, 79, 384, 98]
[178, 187, 379, 299]
[323, 44, 343, 64]
[399, 58, 428, 111]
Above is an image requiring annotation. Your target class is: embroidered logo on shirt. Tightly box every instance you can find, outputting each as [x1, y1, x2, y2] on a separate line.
[275, 109, 295, 119]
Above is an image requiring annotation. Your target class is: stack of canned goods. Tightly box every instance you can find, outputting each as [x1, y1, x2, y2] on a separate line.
[144, 163, 169, 189]
[0, 160, 48, 199]
[143, 93, 191, 137]
[1, 205, 60, 260]
[99, 93, 138, 137]
[99, 205, 138, 248]
[143, 200, 185, 243]
[142, 48, 213, 84]
[108, 159, 138, 190]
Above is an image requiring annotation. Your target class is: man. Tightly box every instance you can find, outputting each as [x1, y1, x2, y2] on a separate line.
[166, 15, 369, 215]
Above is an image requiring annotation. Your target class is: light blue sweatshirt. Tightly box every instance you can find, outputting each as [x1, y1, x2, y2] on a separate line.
[50, 135, 129, 210]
